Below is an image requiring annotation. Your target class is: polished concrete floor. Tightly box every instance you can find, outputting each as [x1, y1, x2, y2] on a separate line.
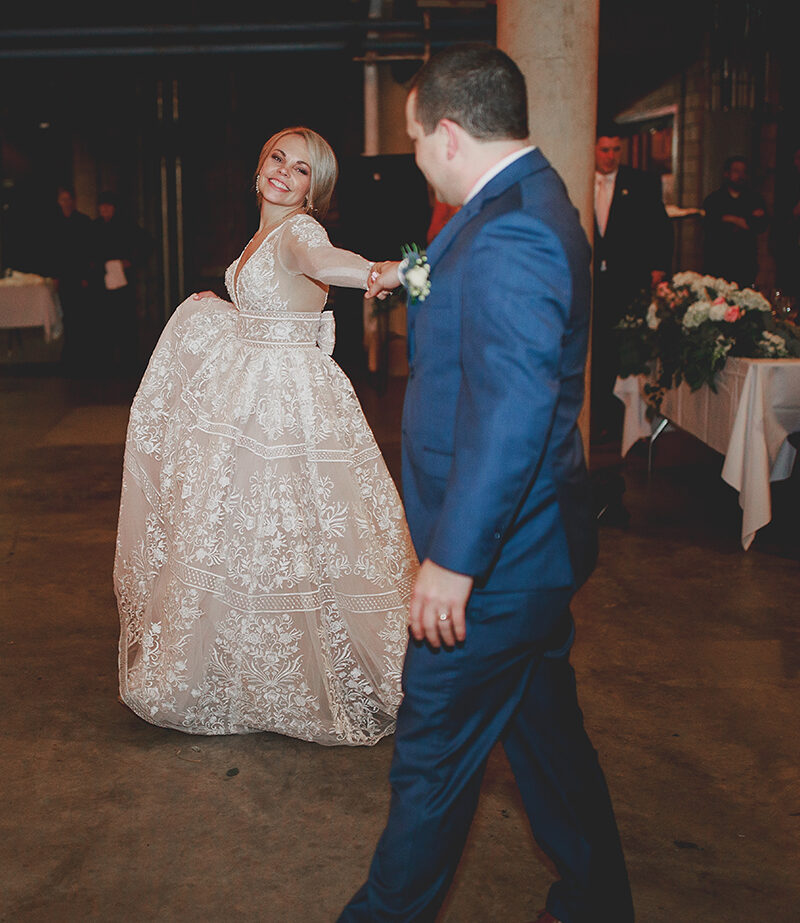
[1, 367, 799, 922]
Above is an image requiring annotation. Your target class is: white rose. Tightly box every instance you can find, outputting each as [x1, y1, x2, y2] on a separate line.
[646, 303, 661, 329]
[405, 265, 429, 289]
[708, 303, 727, 322]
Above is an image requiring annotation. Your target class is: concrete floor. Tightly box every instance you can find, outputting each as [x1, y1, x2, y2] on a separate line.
[1, 369, 799, 923]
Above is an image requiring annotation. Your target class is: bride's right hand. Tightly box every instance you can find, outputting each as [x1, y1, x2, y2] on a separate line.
[192, 290, 217, 300]
[367, 261, 401, 300]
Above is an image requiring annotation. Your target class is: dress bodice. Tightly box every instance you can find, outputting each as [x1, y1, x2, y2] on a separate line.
[224, 214, 372, 318]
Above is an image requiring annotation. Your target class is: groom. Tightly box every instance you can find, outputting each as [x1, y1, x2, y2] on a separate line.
[341, 45, 633, 923]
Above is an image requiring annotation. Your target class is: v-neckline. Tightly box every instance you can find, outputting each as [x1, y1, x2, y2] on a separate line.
[233, 215, 296, 301]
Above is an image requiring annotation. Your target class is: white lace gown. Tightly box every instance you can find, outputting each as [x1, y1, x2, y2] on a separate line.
[114, 214, 417, 745]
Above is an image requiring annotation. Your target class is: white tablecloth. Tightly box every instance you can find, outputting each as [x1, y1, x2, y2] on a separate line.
[0, 275, 63, 342]
[614, 358, 800, 549]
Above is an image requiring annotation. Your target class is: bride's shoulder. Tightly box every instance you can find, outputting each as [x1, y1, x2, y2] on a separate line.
[284, 213, 329, 248]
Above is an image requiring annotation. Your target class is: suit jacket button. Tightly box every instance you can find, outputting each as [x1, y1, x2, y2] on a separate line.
[493, 531, 501, 540]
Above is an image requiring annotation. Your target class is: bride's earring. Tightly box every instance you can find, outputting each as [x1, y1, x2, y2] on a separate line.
[255, 175, 261, 195]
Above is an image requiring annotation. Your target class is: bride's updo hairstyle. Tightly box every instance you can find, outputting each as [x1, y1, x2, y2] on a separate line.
[254, 126, 338, 219]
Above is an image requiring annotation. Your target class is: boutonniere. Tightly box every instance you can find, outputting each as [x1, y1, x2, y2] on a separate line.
[400, 243, 431, 303]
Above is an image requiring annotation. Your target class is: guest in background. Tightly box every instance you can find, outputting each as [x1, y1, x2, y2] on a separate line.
[92, 192, 152, 375]
[592, 124, 673, 442]
[703, 156, 768, 289]
[772, 145, 800, 299]
[49, 186, 93, 373]
[427, 195, 459, 242]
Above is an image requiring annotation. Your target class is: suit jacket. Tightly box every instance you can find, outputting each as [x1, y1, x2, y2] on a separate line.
[702, 185, 768, 287]
[594, 164, 673, 315]
[401, 148, 597, 596]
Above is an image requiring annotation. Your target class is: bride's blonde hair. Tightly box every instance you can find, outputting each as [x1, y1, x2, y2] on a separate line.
[254, 126, 338, 219]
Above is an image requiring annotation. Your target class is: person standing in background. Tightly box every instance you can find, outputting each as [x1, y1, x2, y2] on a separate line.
[92, 192, 152, 376]
[592, 125, 673, 442]
[702, 156, 768, 289]
[426, 194, 459, 242]
[49, 187, 93, 374]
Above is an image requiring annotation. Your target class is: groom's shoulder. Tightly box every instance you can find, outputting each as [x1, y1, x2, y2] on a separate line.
[520, 165, 587, 233]
[519, 160, 572, 207]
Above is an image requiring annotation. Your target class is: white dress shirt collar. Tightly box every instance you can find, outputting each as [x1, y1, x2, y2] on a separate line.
[463, 145, 537, 205]
[595, 169, 618, 186]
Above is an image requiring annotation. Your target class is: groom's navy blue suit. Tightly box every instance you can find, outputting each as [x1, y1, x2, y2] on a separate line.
[340, 149, 633, 922]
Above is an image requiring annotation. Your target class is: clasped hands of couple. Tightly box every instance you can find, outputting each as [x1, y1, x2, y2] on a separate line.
[194, 260, 475, 651]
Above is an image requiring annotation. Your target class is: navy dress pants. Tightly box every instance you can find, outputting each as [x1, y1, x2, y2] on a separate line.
[338, 589, 633, 923]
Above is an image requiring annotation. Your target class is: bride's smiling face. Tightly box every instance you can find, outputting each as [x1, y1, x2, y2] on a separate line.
[258, 134, 312, 209]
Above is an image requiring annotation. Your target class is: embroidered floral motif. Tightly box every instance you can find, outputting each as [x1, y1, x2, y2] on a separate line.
[115, 223, 416, 744]
[289, 214, 329, 249]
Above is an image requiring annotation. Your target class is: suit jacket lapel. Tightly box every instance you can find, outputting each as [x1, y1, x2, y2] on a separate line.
[409, 150, 550, 364]
[425, 196, 481, 267]
[606, 168, 628, 236]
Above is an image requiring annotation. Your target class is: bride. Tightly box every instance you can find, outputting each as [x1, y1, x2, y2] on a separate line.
[114, 126, 417, 745]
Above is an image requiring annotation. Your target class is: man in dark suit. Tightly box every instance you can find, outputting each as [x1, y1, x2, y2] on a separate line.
[91, 191, 152, 376]
[341, 46, 633, 923]
[703, 156, 768, 289]
[592, 127, 673, 440]
[49, 186, 94, 373]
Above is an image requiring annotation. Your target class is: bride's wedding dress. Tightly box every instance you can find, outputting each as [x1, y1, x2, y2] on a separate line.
[114, 214, 417, 745]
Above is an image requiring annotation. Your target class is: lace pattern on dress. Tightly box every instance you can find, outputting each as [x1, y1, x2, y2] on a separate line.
[235, 312, 319, 346]
[115, 245, 416, 744]
[288, 214, 330, 250]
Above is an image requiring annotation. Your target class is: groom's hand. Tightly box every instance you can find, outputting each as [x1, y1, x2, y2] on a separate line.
[410, 559, 473, 648]
[367, 261, 401, 300]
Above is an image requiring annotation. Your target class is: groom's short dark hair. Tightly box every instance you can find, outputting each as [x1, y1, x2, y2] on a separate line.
[411, 44, 528, 141]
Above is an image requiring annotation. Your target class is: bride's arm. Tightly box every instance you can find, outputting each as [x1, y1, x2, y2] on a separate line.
[277, 215, 374, 289]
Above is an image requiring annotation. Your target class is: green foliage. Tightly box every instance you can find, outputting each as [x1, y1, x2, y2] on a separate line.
[614, 272, 800, 411]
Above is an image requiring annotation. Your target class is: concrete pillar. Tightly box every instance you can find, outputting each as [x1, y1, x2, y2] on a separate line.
[378, 65, 414, 156]
[498, 0, 600, 452]
[364, 62, 380, 156]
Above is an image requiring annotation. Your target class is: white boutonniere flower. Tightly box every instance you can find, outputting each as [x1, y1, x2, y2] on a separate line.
[400, 243, 431, 303]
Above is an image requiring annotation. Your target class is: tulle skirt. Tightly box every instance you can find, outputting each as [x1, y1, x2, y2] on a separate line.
[114, 296, 416, 744]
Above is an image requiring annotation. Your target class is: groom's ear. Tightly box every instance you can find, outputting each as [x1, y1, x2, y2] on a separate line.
[439, 119, 460, 160]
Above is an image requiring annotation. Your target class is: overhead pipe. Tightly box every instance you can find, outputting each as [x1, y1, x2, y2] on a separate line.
[0, 16, 492, 60]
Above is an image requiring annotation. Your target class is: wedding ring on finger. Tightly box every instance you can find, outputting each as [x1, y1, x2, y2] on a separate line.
[438, 611, 450, 622]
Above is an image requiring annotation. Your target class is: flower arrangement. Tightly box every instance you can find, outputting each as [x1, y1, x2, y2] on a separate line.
[400, 243, 431, 303]
[615, 271, 800, 407]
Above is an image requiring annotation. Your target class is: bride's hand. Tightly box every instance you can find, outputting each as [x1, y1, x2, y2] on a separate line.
[367, 261, 401, 300]
[192, 290, 217, 300]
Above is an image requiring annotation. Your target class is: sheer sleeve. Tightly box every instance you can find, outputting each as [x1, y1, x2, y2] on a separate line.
[278, 214, 372, 289]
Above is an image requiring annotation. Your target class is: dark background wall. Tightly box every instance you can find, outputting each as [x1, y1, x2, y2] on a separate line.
[0, 4, 490, 372]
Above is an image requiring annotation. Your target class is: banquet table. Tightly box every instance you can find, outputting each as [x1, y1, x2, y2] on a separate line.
[614, 357, 800, 549]
[0, 273, 63, 342]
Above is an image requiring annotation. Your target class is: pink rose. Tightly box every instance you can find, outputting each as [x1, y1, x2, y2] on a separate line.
[724, 304, 742, 323]
[712, 296, 726, 305]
